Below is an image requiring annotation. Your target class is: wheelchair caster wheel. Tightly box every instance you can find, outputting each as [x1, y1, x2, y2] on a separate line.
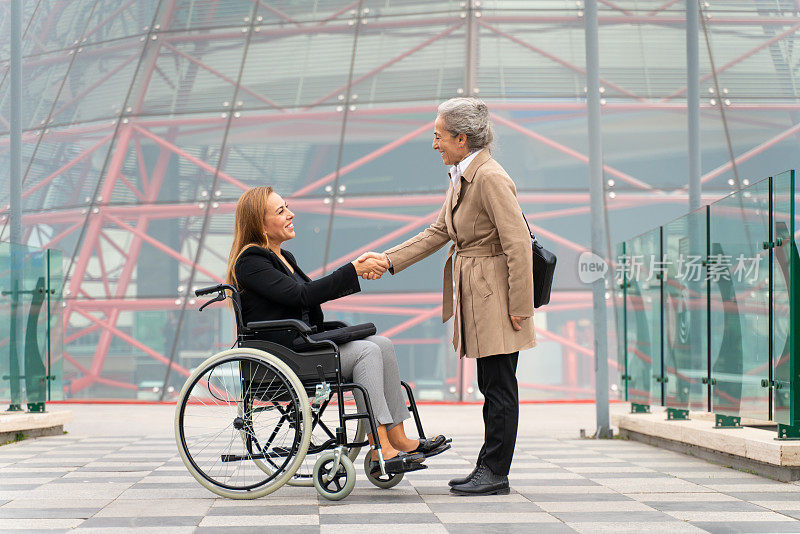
[313, 452, 356, 501]
[363, 453, 404, 489]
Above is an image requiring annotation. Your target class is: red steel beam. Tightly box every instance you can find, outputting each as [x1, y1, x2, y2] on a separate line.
[132, 125, 250, 191]
[664, 23, 800, 101]
[479, 21, 644, 102]
[22, 134, 113, 199]
[82, 0, 138, 40]
[103, 212, 223, 282]
[491, 113, 660, 192]
[17, 190, 714, 226]
[303, 23, 463, 110]
[307, 207, 441, 278]
[380, 306, 443, 339]
[161, 42, 285, 112]
[688, 120, 800, 189]
[71, 308, 192, 380]
[647, 0, 682, 16]
[291, 120, 433, 197]
[50, 55, 137, 121]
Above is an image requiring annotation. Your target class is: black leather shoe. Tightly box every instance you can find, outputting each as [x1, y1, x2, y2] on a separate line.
[412, 435, 452, 458]
[448, 463, 481, 487]
[450, 464, 510, 496]
[368, 451, 426, 476]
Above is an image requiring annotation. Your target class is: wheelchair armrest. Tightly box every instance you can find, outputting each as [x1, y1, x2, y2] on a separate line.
[245, 319, 311, 335]
[322, 321, 348, 330]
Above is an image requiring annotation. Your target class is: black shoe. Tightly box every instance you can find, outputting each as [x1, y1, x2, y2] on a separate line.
[368, 451, 426, 476]
[448, 462, 481, 487]
[412, 435, 452, 458]
[449, 464, 510, 496]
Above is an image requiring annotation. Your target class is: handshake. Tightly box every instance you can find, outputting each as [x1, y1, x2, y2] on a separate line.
[351, 252, 390, 280]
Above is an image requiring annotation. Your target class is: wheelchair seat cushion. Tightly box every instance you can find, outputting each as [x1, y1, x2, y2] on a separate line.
[292, 322, 377, 352]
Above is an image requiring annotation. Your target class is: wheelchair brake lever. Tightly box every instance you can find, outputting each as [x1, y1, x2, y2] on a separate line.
[199, 291, 225, 312]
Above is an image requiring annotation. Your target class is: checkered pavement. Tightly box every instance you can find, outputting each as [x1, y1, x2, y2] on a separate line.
[4, 430, 800, 533]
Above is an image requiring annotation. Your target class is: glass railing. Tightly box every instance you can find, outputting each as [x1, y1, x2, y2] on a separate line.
[0, 241, 63, 412]
[616, 171, 800, 437]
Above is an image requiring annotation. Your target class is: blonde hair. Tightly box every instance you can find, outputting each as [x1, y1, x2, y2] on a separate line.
[226, 186, 274, 290]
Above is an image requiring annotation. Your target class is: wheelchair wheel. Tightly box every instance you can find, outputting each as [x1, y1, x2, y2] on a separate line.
[175, 348, 311, 499]
[284, 393, 366, 487]
[363, 452, 404, 489]
[313, 451, 356, 501]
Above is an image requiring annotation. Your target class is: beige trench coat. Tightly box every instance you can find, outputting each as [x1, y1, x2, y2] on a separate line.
[384, 150, 536, 358]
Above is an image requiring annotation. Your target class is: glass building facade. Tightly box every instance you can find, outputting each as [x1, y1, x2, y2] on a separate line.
[1, 0, 799, 401]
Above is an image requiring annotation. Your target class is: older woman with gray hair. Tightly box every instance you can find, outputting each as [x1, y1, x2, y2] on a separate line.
[359, 97, 536, 495]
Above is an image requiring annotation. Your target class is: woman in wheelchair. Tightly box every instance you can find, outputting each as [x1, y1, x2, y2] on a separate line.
[226, 186, 450, 476]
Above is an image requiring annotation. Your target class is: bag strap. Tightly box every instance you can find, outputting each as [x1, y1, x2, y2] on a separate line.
[520, 207, 538, 244]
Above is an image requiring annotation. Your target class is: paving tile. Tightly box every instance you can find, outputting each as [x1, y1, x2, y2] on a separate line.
[443, 525, 576, 534]
[72, 527, 196, 534]
[77, 516, 202, 528]
[418, 493, 531, 506]
[551, 511, 674, 523]
[426, 502, 543, 513]
[628, 492, 739, 502]
[198, 528, 320, 534]
[691, 521, 800, 533]
[728, 491, 800, 501]
[535, 501, 657, 512]
[524, 493, 634, 502]
[664, 510, 797, 522]
[435, 512, 561, 523]
[322, 526, 445, 534]
[648, 500, 765, 512]
[590, 477, 711, 493]
[321, 513, 438, 524]
[319, 503, 430, 514]
[0, 508, 99, 518]
[567, 521, 707, 533]
[0, 518, 84, 529]
[92, 498, 212, 517]
[200, 514, 320, 526]
[704, 483, 800, 493]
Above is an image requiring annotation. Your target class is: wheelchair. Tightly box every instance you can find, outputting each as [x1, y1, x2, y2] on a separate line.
[174, 283, 431, 501]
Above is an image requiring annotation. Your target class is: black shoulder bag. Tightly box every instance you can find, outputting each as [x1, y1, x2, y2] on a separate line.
[521, 210, 557, 308]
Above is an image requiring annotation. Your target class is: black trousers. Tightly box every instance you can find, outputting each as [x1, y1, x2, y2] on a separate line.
[476, 351, 519, 476]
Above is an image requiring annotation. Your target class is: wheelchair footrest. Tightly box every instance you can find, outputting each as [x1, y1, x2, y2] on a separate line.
[221, 454, 250, 463]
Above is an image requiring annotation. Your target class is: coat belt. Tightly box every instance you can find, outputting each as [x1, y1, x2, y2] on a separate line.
[442, 242, 503, 322]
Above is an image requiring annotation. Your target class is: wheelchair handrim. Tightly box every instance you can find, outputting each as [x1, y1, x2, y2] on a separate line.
[177, 353, 305, 492]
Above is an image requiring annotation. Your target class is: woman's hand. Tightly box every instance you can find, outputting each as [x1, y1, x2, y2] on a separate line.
[510, 315, 528, 331]
[352, 252, 390, 280]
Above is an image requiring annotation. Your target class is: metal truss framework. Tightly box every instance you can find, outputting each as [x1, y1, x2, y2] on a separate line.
[3, 2, 800, 399]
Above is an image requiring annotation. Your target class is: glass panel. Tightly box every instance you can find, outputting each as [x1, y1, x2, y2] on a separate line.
[21, 246, 49, 405]
[624, 228, 661, 407]
[662, 208, 707, 411]
[47, 248, 64, 401]
[614, 241, 627, 401]
[0, 242, 17, 406]
[709, 178, 770, 420]
[0, 241, 56, 407]
[773, 171, 793, 424]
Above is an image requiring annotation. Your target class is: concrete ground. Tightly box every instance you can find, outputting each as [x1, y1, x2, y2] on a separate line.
[2, 403, 800, 533]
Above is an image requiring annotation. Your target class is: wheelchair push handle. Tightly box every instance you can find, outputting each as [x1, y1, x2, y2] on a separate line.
[195, 284, 228, 297]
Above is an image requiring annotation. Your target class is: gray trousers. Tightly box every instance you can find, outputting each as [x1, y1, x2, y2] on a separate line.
[338, 335, 410, 428]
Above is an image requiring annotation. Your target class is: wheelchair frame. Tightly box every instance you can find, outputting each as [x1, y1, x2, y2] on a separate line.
[174, 283, 429, 500]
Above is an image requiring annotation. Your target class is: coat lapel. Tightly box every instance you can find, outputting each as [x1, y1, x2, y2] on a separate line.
[450, 149, 491, 215]
[450, 173, 462, 212]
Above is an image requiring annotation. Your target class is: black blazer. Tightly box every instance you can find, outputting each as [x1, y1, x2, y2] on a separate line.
[234, 245, 361, 345]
